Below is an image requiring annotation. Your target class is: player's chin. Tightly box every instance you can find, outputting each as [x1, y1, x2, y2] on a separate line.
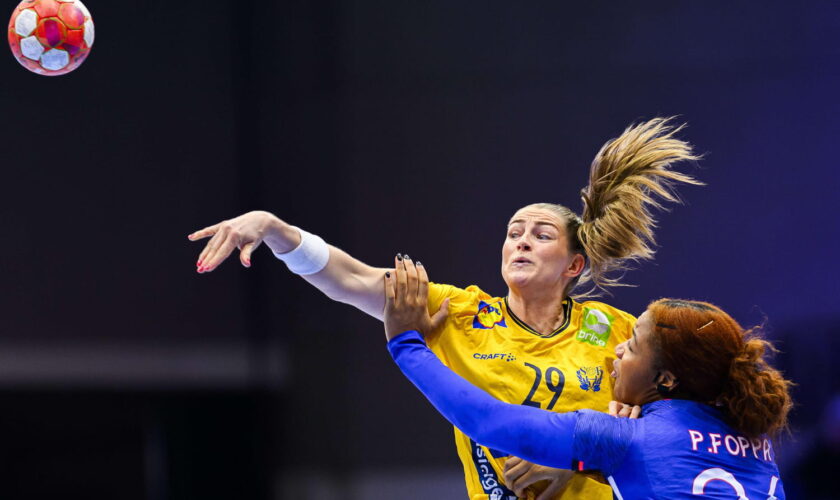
[502, 268, 535, 287]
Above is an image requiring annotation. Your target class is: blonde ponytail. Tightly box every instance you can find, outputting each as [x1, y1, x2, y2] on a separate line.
[575, 117, 703, 297]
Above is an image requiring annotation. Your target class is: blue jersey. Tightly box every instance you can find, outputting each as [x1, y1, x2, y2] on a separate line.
[389, 331, 786, 500]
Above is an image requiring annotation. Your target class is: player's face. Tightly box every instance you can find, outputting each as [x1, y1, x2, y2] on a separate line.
[612, 311, 659, 405]
[502, 208, 582, 294]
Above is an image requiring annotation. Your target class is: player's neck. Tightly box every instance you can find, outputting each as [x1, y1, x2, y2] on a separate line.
[506, 289, 567, 335]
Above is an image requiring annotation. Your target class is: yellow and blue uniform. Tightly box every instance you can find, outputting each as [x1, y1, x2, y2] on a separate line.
[426, 283, 635, 500]
[389, 333, 787, 500]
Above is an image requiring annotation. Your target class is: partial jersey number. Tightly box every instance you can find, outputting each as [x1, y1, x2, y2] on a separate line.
[692, 468, 780, 500]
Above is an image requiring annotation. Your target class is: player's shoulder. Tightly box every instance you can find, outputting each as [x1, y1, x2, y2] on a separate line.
[569, 299, 636, 344]
[573, 299, 637, 324]
[429, 283, 500, 308]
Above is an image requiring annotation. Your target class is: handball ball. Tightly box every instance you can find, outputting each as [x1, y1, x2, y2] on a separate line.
[8, 0, 94, 76]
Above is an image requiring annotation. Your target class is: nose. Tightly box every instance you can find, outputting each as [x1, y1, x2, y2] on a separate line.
[516, 236, 532, 251]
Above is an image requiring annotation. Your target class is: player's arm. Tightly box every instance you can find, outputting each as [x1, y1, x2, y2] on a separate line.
[189, 210, 389, 319]
[387, 330, 576, 468]
[384, 259, 636, 474]
[388, 331, 636, 475]
[383, 259, 575, 468]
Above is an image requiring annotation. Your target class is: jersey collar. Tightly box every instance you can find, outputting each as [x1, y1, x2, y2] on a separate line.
[503, 296, 573, 338]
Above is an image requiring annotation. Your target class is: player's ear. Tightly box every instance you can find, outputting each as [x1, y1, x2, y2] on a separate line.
[655, 371, 679, 396]
[565, 253, 586, 278]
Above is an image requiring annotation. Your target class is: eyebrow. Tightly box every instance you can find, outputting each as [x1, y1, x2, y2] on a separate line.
[507, 219, 561, 229]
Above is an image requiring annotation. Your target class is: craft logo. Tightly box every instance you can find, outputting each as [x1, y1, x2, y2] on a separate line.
[473, 300, 507, 329]
[576, 366, 604, 392]
[576, 308, 613, 347]
[473, 352, 517, 362]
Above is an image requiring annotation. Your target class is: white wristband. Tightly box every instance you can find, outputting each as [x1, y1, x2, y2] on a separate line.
[272, 226, 330, 275]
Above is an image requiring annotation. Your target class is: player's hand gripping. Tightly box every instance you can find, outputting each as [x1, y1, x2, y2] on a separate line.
[383, 255, 449, 341]
[608, 400, 642, 418]
[503, 457, 574, 500]
[189, 211, 298, 272]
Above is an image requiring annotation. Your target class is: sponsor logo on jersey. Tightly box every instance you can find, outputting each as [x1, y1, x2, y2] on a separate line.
[469, 440, 517, 500]
[473, 352, 517, 362]
[473, 300, 507, 329]
[576, 307, 614, 347]
[576, 366, 604, 392]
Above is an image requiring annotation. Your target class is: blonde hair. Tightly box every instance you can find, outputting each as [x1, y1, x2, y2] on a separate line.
[526, 117, 702, 298]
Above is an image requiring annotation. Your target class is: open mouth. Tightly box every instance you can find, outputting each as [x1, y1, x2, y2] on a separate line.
[511, 257, 532, 266]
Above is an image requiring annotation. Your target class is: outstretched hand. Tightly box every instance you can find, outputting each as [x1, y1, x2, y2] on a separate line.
[189, 211, 294, 273]
[383, 254, 449, 341]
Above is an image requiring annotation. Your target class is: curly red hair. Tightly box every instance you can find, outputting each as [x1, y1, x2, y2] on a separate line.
[647, 299, 793, 438]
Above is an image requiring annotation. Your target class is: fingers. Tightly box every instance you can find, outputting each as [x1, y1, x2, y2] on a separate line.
[536, 483, 562, 500]
[430, 298, 449, 331]
[200, 229, 238, 273]
[394, 254, 407, 304]
[192, 224, 221, 270]
[503, 456, 522, 472]
[196, 222, 238, 272]
[416, 259, 429, 302]
[617, 404, 633, 418]
[403, 255, 418, 299]
[508, 465, 573, 499]
[390, 253, 435, 329]
[384, 271, 395, 309]
[503, 456, 521, 474]
[535, 471, 574, 500]
[188, 223, 220, 241]
[509, 468, 534, 498]
[505, 458, 547, 497]
[502, 457, 528, 488]
[194, 217, 270, 273]
[382, 270, 401, 341]
[609, 401, 640, 418]
[239, 241, 257, 268]
[384, 271, 395, 300]
[196, 227, 226, 271]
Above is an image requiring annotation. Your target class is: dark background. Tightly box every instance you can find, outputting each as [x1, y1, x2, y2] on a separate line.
[1, 1, 838, 498]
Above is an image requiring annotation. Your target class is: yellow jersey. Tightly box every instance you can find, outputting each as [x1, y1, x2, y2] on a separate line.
[426, 283, 635, 500]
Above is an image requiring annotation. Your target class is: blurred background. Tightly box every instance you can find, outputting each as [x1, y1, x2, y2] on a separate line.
[1, 1, 838, 498]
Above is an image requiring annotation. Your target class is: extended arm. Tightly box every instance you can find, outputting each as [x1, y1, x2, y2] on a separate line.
[383, 260, 635, 477]
[388, 330, 576, 469]
[190, 211, 388, 319]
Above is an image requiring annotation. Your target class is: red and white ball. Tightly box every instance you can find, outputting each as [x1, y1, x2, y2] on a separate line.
[8, 0, 94, 76]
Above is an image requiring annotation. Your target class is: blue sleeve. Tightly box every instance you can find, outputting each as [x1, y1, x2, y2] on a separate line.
[571, 409, 638, 475]
[388, 331, 638, 473]
[388, 330, 577, 469]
